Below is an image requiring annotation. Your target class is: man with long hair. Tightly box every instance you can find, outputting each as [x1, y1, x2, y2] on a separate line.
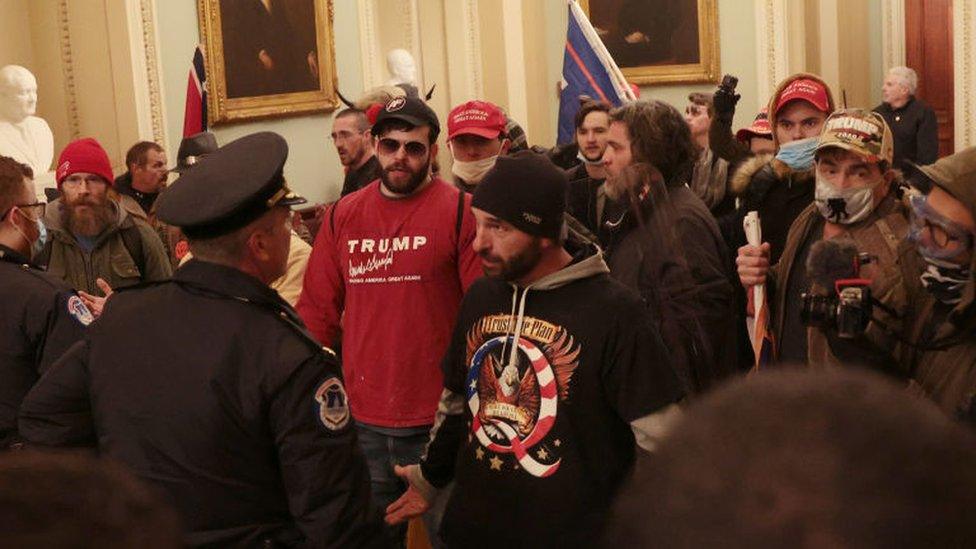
[602, 100, 744, 391]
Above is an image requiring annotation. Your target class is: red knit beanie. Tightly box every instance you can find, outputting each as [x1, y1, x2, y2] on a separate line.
[56, 137, 114, 189]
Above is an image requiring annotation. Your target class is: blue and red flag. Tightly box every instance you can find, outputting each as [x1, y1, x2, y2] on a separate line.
[557, 0, 635, 144]
[182, 45, 207, 137]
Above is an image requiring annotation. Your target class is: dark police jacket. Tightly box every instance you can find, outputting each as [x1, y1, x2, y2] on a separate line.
[19, 260, 385, 548]
[0, 244, 89, 449]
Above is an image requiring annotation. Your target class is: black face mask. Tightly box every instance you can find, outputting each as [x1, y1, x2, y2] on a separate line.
[920, 261, 971, 305]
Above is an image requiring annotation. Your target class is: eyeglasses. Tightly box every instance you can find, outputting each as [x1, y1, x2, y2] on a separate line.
[908, 189, 974, 256]
[1, 201, 46, 221]
[377, 137, 428, 158]
[61, 174, 107, 189]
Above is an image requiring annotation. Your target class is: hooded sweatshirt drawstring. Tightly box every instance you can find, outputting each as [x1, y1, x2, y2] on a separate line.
[505, 284, 533, 370]
[500, 286, 520, 364]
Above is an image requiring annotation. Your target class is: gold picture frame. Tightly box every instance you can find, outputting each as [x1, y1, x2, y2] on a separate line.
[198, 0, 339, 124]
[580, 0, 720, 85]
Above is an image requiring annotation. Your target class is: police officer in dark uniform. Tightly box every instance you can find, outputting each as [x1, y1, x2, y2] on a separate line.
[20, 133, 386, 548]
[0, 156, 91, 449]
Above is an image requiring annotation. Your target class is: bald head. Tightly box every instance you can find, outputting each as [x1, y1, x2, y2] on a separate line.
[0, 65, 38, 122]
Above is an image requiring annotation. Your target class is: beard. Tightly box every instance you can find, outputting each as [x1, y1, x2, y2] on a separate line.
[63, 195, 114, 238]
[480, 238, 542, 282]
[604, 174, 627, 202]
[379, 157, 430, 195]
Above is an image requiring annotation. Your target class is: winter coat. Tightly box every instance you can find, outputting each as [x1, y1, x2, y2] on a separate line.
[605, 181, 741, 392]
[719, 73, 837, 265]
[40, 197, 172, 295]
[766, 191, 923, 370]
[903, 149, 976, 420]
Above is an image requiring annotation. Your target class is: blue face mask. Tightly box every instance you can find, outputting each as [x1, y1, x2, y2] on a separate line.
[775, 136, 818, 171]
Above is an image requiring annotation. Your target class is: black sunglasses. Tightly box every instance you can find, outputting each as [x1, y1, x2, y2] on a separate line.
[377, 137, 428, 158]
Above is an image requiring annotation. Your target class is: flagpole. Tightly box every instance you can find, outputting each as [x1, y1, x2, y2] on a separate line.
[568, 0, 637, 102]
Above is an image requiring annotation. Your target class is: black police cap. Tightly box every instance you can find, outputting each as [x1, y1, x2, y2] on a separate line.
[372, 96, 440, 137]
[156, 131, 306, 238]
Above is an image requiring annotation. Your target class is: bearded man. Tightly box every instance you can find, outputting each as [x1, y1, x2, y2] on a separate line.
[39, 138, 171, 295]
[296, 95, 482, 546]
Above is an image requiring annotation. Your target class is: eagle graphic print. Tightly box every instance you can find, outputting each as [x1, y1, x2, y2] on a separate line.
[464, 314, 580, 477]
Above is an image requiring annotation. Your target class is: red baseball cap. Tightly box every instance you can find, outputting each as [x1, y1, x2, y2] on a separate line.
[447, 100, 507, 141]
[56, 137, 115, 189]
[775, 78, 830, 114]
[736, 108, 772, 142]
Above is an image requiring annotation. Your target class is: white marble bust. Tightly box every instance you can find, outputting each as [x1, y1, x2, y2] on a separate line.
[0, 65, 55, 198]
[385, 49, 417, 87]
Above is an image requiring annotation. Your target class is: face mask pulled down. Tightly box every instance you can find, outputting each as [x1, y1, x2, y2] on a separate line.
[814, 175, 880, 225]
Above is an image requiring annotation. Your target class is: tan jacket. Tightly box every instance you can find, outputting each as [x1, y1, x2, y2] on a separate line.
[41, 198, 172, 296]
[907, 299, 976, 419]
[903, 149, 976, 419]
[767, 192, 921, 369]
[180, 231, 311, 306]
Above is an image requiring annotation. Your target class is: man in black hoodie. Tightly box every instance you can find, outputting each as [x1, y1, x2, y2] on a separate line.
[384, 153, 684, 548]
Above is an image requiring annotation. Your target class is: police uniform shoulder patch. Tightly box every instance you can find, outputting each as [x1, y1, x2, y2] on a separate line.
[66, 295, 94, 326]
[315, 376, 349, 431]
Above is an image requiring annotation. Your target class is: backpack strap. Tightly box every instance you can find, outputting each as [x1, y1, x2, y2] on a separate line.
[119, 221, 147, 275]
[455, 189, 465, 241]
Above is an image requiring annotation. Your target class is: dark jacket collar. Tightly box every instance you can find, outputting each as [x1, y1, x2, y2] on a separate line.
[174, 259, 291, 311]
[0, 243, 31, 265]
[882, 95, 916, 113]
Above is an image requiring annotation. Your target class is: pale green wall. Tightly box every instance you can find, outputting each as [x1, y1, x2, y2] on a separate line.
[156, 0, 366, 205]
[867, 0, 884, 107]
[544, 0, 761, 138]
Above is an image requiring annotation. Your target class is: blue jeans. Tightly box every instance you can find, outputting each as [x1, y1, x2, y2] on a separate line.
[357, 423, 430, 547]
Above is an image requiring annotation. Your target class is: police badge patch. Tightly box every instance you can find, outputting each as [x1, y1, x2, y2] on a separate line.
[315, 377, 350, 431]
[66, 295, 94, 326]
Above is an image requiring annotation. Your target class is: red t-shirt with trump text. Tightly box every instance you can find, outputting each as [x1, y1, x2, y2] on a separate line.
[297, 178, 481, 427]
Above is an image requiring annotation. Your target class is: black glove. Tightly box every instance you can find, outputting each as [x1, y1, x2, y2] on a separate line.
[713, 87, 740, 123]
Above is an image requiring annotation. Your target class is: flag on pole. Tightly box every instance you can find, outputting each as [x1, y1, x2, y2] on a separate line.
[182, 45, 207, 137]
[557, 0, 636, 144]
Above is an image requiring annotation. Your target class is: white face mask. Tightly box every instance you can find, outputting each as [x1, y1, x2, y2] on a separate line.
[814, 175, 880, 225]
[451, 155, 498, 185]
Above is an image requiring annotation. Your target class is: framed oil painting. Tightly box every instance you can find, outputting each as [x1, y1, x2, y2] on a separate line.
[580, 0, 720, 85]
[198, 0, 339, 124]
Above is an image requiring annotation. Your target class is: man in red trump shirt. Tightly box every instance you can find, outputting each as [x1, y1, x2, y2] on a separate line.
[297, 96, 480, 544]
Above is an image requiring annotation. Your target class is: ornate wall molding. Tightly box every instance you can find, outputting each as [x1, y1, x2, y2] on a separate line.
[463, 0, 483, 98]
[881, 0, 906, 71]
[754, 0, 790, 98]
[358, 0, 429, 93]
[139, 0, 167, 145]
[57, 0, 80, 139]
[358, 0, 380, 89]
[955, 0, 975, 149]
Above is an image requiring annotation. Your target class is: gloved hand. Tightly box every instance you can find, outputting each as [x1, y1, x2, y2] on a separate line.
[713, 87, 740, 123]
